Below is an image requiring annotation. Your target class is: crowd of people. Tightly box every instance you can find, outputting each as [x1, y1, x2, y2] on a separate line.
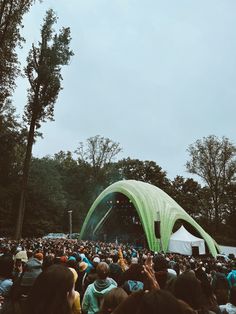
[0, 238, 236, 314]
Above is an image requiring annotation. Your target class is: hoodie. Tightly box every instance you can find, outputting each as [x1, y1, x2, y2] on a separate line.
[227, 270, 236, 288]
[82, 278, 117, 314]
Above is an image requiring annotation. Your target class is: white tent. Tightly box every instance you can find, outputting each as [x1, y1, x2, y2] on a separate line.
[168, 225, 206, 255]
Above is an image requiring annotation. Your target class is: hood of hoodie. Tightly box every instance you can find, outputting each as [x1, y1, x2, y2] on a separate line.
[21, 258, 42, 287]
[26, 258, 42, 269]
[92, 278, 117, 297]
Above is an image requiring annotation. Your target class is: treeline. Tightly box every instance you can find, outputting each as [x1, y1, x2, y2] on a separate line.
[0, 119, 236, 245]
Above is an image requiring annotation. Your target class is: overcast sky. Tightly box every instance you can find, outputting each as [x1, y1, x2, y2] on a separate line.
[13, 0, 236, 180]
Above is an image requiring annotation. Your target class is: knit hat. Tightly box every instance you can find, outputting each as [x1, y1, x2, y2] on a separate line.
[34, 253, 43, 261]
[68, 256, 76, 262]
[79, 261, 88, 272]
[15, 251, 28, 263]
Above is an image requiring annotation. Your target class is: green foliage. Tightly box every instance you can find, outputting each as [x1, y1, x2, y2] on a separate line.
[15, 9, 74, 239]
[76, 135, 122, 170]
[0, 0, 36, 106]
[23, 157, 67, 236]
[0, 101, 26, 235]
[24, 8, 74, 128]
[186, 135, 236, 226]
[170, 176, 201, 218]
[116, 158, 170, 191]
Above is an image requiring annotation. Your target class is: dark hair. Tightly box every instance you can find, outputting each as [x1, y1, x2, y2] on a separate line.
[229, 286, 236, 306]
[137, 289, 183, 314]
[113, 290, 182, 314]
[96, 262, 109, 280]
[112, 255, 119, 263]
[0, 255, 14, 278]
[42, 255, 55, 271]
[153, 255, 168, 272]
[120, 264, 144, 283]
[174, 272, 202, 310]
[26, 264, 74, 314]
[100, 288, 128, 314]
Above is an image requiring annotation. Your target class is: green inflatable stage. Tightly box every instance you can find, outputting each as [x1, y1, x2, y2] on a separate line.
[80, 180, 218, 257]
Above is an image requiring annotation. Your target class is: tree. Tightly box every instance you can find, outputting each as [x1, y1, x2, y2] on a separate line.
[0, 101, 26, 235]
[186, 135, 236, 228]
[76, 135, 122, 172]
[0, 0, 36, 106]
[75, 135, 122, 195]
[24, 157, 67, 236]
[170, 176, 201, 219]
[15, 9, 73, 239]
[116, 158, 170, 191]
[53, 151, 92, 230]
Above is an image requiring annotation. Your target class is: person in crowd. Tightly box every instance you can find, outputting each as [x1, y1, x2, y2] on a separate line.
[82, 262, 117, 314]
[174, 271, 214, 314]
[109, 255, 123, 285]
[76, 261, 89, 299]
[0, 254, 14, 309]
[195, 265, 220, 314]
[212, 273, 230, 306]
[26, 264, 76, 314]
[119, 261, 144, 294]
[83, 257, 100, 293]
[68, 267, 82, 314]
[18, 251, 43, 296]
[227, 264, 236, 289]
[153, 254, 176, 290]
[219, 286, 236, 314]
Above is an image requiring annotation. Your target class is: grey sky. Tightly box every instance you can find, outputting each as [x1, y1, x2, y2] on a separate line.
[14, 0, 236, 179]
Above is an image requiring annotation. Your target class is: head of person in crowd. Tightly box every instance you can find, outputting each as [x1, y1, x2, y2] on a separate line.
[66, 256, 77, 269]
[174, 272, 203, 311]
[79, 261, 88, 273]
[26, 264, 75, 314]
[113, 289, 183, 314]
[60, 255, 68, 264]
[93, 256, 101, 267]
[14, 250, 28, 265]
[42, 254, 55, 271]
[100, 287, 128, 314]
[97, 262, 110, 280]
[34, 252, 43, 263]
[153, 254, 168, 272]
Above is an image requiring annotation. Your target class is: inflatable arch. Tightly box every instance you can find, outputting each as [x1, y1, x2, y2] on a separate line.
[80, 180, 218, 257]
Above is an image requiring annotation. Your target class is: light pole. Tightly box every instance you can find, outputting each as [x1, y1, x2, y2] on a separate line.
[68, 210, 73, 239]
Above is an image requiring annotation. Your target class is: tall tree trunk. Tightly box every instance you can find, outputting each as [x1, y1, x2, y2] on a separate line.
[15, 114, 36, 239]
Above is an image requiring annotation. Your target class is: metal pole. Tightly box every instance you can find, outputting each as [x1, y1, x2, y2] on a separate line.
[68, 210, 72, 239]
